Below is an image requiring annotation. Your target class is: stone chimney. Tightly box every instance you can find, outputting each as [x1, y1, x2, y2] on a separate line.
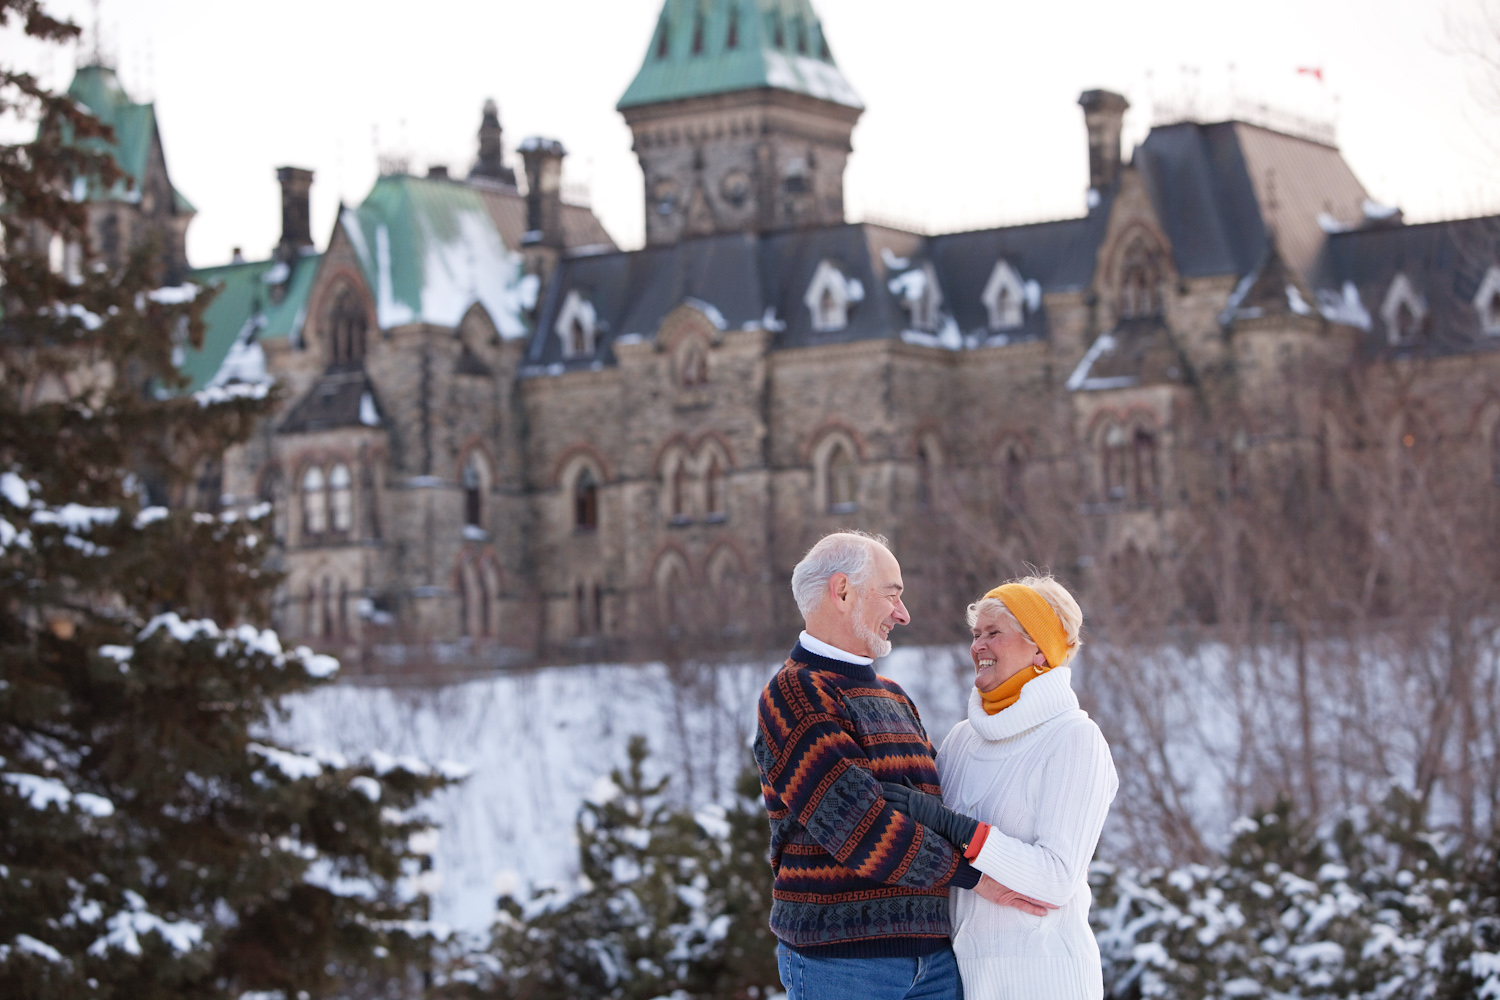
[1078, 90, 1130, 194]
[275, 166, 314, 261]
[470, 99, 517, 187]
[519, 137, 567, 250]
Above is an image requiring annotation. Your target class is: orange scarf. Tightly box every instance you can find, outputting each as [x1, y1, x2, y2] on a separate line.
[977, 583, 1073, 715]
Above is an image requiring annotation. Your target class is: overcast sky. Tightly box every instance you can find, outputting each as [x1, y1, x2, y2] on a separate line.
[9, 0, 1500, 266]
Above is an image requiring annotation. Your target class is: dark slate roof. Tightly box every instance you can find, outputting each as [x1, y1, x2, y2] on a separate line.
[525, 210, 1116, 370]
[926, 194, 1115, 338]
[1314, 215, 1500, 357]
[279, 370, 383, 434]
[1134, 121, 1368, 281]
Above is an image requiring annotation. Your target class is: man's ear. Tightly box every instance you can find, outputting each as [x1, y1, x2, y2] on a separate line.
[829, 573, 851, 613]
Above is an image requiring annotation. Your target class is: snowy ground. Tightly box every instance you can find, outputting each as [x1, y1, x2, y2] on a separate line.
[276, 646, 975, 934]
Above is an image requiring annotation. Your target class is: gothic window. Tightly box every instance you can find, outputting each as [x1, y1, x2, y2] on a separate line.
[555, 290, 598, 359]
[827, 443, 858, 513]
[705, 455, 725, 520]
[361, 460, 382, 540]
[462, 454, 487, 528]
[338, 580, 349, 639]
[1102, 424, 1128, 500]
[998, 439, 1026, 503]
[671, 461, 691, 522]
[982, 260, 1026, 331]
[475, 563, 491, 637]
[456, 566, 469, 637]
[302, 466, 327, 536]
[258, 466, 286, 544]
[707, 547, 748, 633]
[574, 467, 599, 531]
[574, 581, 602, 637]
[1381, 273, 1427, 345]
[679, 341, 709, 386]
[320, 577, 334, 640]
[1133, 428, 1159, 502]
[328, 288, 369, 369]
[1473, 266, 1500, 335]
[328, 463, 353, 533]
[655, 555, 692, 632]
[1117, 236, 1164, 320]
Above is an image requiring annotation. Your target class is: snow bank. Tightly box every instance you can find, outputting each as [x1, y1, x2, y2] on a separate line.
[273, 647, 972, 933]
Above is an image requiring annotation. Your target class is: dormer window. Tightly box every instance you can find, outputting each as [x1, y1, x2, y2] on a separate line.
[805, 259, 863, 332]
[982, 260, 1026, 331]
[890, 262, 943, 332]
[726, 5, 739, 49]
[773, 11, 785, 48]
[655, 18, 670, 59]
[1381, 273, 1427, 345]
[1473, 266, 1500, 336]
[555, 289, 598, 358]
[678, 340, 709, 386]
[691, 8, 705, 54]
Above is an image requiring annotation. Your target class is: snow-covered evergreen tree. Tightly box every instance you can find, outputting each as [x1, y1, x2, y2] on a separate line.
[452, 736, 778, 1000]
[0, 4, 452, 997]
[1091, 792, 1500, 1000]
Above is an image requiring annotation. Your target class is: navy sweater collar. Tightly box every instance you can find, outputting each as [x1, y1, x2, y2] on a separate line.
[789, 642, 878, 682]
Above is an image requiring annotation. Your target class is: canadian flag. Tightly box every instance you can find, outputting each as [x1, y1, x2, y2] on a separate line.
[1296, 66, 1325, 82]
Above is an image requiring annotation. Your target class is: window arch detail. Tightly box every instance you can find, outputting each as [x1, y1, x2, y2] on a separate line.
[811, 431, 862, 514]
[326, 284, 370, 368]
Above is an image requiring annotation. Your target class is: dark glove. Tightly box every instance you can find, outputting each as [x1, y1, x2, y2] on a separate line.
[880, 778, 979, 851]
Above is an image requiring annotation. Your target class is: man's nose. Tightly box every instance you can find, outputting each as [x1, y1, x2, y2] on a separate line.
[892, 599, 911, 626]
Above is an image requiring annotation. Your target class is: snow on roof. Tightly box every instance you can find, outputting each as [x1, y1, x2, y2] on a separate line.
[341, 176, 531, 338]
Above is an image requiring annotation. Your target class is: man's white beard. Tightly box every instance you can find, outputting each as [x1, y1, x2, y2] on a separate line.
[853, 612, 892, 659]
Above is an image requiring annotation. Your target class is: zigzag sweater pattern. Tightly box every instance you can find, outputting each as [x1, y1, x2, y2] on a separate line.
[753, 643, 977, 957]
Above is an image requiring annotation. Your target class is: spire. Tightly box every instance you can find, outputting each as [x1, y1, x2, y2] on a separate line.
[470, 99, 517, 187]
[618, 0, 861, 111]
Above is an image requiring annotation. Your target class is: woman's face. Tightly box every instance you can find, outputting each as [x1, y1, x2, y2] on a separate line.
[970, 608, 1046, 692]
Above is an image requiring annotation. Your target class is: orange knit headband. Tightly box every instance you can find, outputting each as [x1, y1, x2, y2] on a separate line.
[984, 583, 1074, 669]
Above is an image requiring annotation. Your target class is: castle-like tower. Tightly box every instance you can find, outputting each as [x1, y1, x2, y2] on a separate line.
[618, 0, 863, 245]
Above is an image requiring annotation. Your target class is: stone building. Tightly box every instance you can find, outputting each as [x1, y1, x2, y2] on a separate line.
[80, 0, 1498, 668]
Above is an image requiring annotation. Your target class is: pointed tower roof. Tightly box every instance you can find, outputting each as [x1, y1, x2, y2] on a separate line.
[618, 0, 861, 111]
[64, 64, 194, 211]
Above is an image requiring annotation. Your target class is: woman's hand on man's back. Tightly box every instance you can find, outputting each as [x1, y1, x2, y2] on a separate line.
[973, 875, 1056, 916]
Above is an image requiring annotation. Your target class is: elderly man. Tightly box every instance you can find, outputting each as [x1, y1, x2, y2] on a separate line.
[754, 531, 1041, 1000]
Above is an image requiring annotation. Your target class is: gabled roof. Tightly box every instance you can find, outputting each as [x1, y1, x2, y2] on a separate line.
[64, 64, 194, 212]
[182, 253, 321, 393]
[618, 0, 861, 111]
[338, 175, 533, 336]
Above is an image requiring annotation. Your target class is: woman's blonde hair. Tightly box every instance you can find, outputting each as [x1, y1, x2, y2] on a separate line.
[965, 573, 1084, 666]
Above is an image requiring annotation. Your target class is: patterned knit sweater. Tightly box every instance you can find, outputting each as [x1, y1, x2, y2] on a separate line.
[753, 643, 978, 957]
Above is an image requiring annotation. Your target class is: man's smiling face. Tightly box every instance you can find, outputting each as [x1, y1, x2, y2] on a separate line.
[849, 545, 909, 658]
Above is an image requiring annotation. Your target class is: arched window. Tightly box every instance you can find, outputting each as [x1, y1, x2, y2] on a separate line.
[671, 461, 691, 522]
[475, 562, 491, 637]
[705, 455, 725, 520]
[656, 557, 691, 632]
[328, 288, 368, 368]
[302, 466, 327, 537]
[916, 437, 941, 509]
[574, 468, 599, 531]
[999, 441, 1026, 503]
[463, 455, 484, 527]
[320, 577, 334, 639]
[328, 463, 353, 533]
[337, 580, 349, 639]
[1133, 428, 1159, 501]
[456, 565, 470, 637]
[259, 467, 286, 544]
[1102, 425, 1128, 500]
[1118, 236, 1164, 320]
[827, 444, 858, 513]
[679, 342, 709, 386]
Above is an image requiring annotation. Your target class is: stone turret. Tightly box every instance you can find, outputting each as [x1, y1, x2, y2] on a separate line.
[470, 98, 518, 188]
[618, 0, 863, 246]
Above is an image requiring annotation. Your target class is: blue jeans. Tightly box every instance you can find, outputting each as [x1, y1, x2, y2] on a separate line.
[776, 942, 963, 1000]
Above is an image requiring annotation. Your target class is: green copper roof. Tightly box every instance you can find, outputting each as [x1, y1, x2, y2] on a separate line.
[64, 64, 193, 211]
[618, 0, 861, 111]
[181, 254, 320, 392]
[338, 174, 531, 338]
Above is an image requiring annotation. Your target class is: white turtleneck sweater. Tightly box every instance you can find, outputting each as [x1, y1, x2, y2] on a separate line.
[935, 667, 1118, 1000]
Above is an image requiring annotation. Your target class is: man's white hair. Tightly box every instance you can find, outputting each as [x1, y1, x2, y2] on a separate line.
[791, 531, 891, 619]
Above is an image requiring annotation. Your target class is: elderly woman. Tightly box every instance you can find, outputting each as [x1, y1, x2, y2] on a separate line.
[882, 575, 1117, 1000]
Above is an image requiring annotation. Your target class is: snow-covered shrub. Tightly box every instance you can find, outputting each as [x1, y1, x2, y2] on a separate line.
[1091, 792, 1500, 999]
